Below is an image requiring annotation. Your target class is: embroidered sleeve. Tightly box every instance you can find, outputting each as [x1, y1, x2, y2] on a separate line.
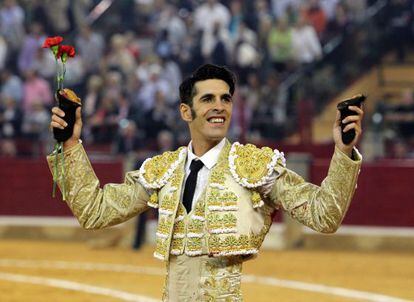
[268, 146, 362, 233]
[46, 143, 150, 229]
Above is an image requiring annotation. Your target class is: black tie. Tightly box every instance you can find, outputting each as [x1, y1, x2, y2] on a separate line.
[182, 159, 204, 213]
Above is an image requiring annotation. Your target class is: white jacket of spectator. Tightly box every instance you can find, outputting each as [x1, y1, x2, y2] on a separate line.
[0, 35, 6, 70]
[201, 25, 232, 59]
[194, 2, 231, 33]
[271, 0, 301, 19]
[291, 25, 322, 64]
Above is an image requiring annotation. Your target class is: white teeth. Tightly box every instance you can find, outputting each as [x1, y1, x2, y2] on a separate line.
[209, 118, 224, 123]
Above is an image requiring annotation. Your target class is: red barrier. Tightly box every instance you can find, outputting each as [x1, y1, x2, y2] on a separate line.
[0, 156, 123, 216]
[311, 159, 414, 227]
[1, 154, 413, 227]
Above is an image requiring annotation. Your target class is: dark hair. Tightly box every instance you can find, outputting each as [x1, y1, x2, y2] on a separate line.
[179, 64, 236, 106]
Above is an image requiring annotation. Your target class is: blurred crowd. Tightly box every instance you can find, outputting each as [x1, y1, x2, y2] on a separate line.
[367, 88, 414, 159]
[0, 0, 406, 159]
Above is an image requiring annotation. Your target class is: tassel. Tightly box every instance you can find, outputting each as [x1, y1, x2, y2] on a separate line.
[52, 142, 59, 198]
[60, 142, 66, 201]
[251, 191, 264, 208]
[51, 142, 66, 201]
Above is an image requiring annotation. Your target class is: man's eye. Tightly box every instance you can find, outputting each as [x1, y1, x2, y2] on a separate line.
[223, 97, 232, 103]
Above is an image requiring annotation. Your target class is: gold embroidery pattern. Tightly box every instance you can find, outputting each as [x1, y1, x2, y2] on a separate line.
[251, 191, 264, 209]
[173, 220, 185, 236]
[207, 213, 237, 234]
[154, 237, 168, 260]
[186, 237, 203, 256]
[187, 219, 204, 237]
[175, 204, 186, 221]
[208, 214, 272, 256]
[159, 193, 177, 215]
[156, 215, 173, 238]
[170, 237, 184, 255]
[210, 168, 226, 184]
[148, 192, 159, 208]
[207, 189, 221, 209]
[170, 168, 184, 188]
[229, 142, 285, 188]
[200, 258, 243, 301]
[193, 200, 206, 220]
[139, 147, 186, 189]
[207, 189, 239, 211]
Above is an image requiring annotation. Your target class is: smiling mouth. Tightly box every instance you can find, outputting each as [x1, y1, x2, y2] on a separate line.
[207, 117, 225, 124]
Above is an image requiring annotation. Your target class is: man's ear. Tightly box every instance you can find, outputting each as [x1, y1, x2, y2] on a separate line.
[180, 103, 193, 122]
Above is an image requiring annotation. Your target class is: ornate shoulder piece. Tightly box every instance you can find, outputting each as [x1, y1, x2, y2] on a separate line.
[138, 147, 186, 189]
[229, 142, 286, 189]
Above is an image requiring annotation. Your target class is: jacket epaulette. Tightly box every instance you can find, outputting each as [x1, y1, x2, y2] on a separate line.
[138, 147, 187, 190]
[228, 142, 286, 189]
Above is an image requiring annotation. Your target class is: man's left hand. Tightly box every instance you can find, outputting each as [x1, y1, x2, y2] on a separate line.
[333, 105, 364, 157]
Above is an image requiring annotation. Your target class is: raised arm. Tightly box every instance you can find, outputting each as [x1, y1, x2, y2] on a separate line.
[266, 104, 364, 233]
[267, 147, 361, 233]
[48, 105, 149, 229]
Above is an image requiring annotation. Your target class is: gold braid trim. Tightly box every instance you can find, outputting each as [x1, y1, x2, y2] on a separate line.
[228, 142, 286, 188]
[138, 147, 186, 190]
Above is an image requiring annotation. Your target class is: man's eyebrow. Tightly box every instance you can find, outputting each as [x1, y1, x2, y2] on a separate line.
[199, 93, 232, 100]
[200, 93, 214, 100]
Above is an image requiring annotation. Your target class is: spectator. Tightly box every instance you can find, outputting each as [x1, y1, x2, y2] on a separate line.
[271, 0, 301, 19]
[385, 89, 414, 143]
[319, 0, 341, 21]
[388, 0, 412, 62]
[89, 94, 119, 143]
[302, 0, 327, 39]
[291, 15, 322, 65]
[208, 23, 231, 66]
[0, 96, 23, 139]
[0, 34, 7, 70]
[22, 100, 49, 155]
[194, 0, 231, 33]
[136, 63, 171, 112]
[0, 0, 25, 63]
[0, 69, 23, 103]
[267, 17, 293, 75]
[155, 4, 187, 55]
[115, 119, 145, 155]
[229, 0, 243, 39]
[43, 0, 70, 34]
[22, 69, 53, 115]
[75, 25, 105, 74]
[143, 90, 173, 139]
[18, 22, 45, 74]
[103, 34, 136, 75]
[233, 22, 260, 83]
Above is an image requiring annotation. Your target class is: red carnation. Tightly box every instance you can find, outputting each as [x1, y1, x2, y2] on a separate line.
[57, 45, 76, 59]
[42, 36, 63, 48]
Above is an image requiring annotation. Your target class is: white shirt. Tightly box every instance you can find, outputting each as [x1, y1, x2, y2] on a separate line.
[291, 25, 322, 64]
[194, 3, 231, 33]
[182, 138, 227, 210]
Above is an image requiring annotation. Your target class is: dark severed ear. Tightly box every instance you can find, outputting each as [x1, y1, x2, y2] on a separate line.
[53, 89, 82, 142]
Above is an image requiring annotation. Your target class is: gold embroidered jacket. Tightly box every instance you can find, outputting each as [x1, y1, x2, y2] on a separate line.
[47, 140, 362, 261]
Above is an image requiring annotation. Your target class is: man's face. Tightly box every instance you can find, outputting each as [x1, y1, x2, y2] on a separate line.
[182, 79, 233, 144]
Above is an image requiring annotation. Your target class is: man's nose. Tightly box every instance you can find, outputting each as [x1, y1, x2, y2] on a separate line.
[213, 98, 225, 111]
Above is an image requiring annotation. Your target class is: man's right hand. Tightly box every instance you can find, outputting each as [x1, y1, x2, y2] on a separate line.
[50, 106, 82, 149]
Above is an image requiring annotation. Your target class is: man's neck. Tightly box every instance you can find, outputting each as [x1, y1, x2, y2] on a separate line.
[191, 138, 222, 157]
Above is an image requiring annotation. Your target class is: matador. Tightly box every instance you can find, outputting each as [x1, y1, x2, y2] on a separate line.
[48, 64, 363, 301]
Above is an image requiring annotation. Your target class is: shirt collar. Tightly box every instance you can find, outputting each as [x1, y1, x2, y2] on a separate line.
[186, 138, 226, 170]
